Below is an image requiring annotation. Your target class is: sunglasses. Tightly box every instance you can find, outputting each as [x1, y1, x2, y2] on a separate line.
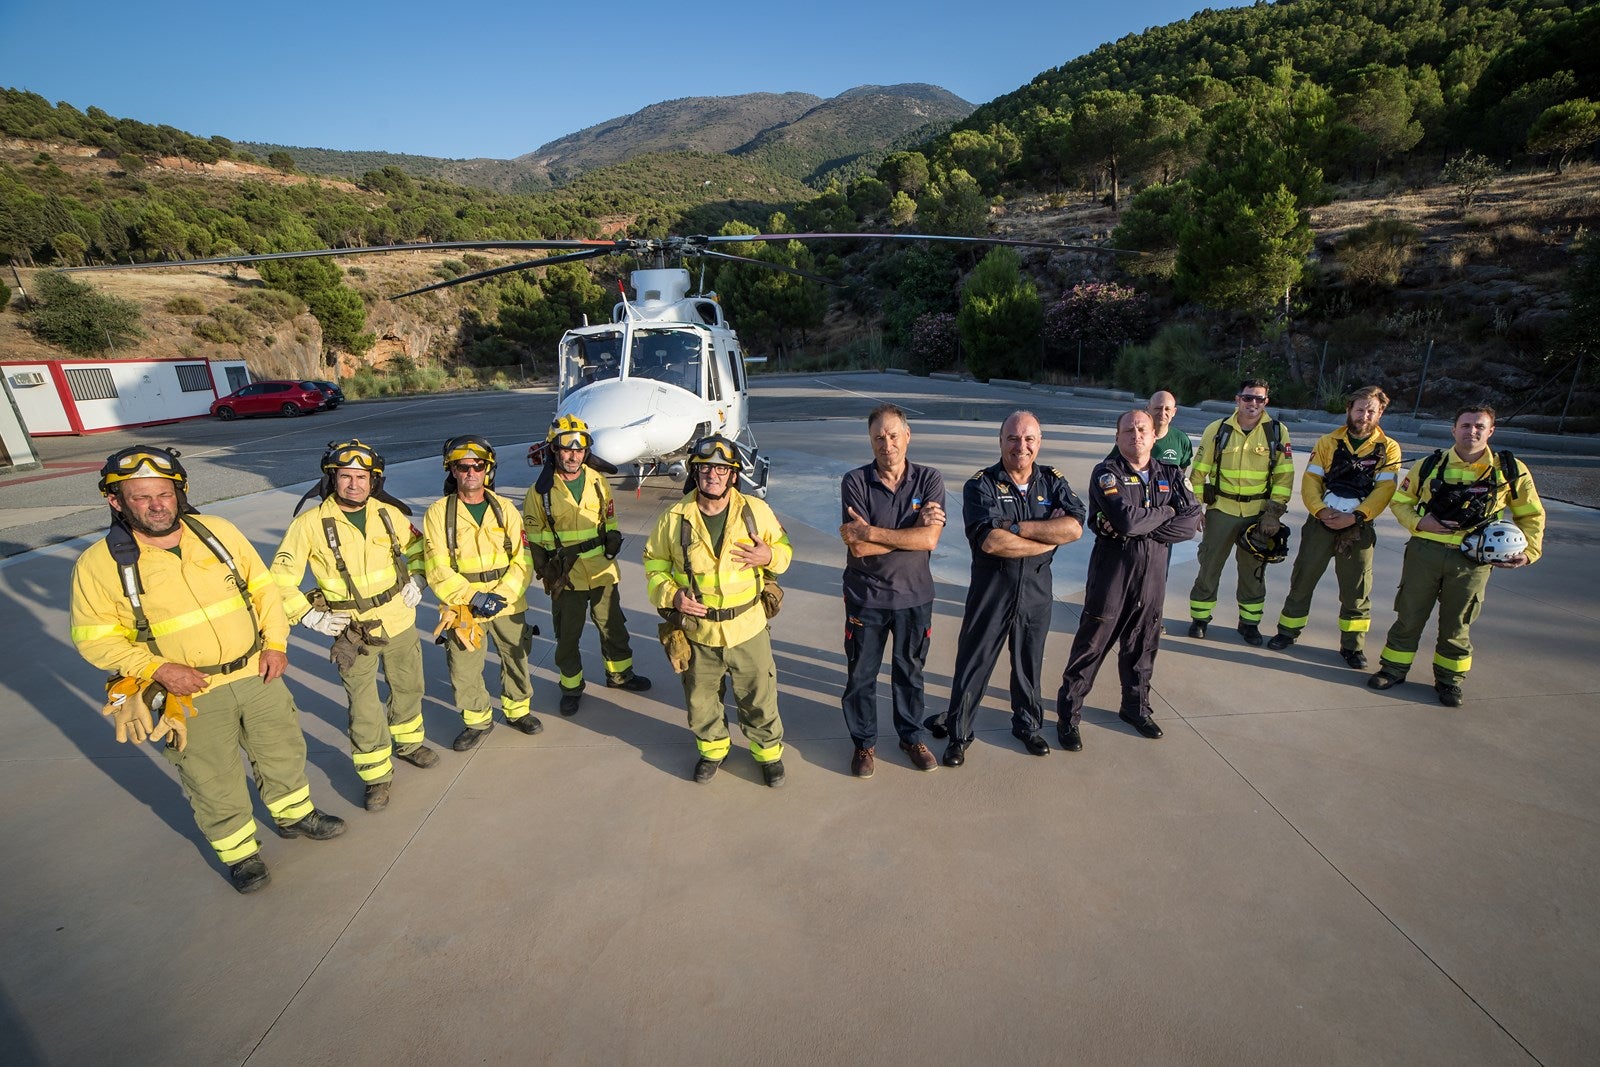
[452, 462, 487, 473]
[1237, 395, 1268, 404]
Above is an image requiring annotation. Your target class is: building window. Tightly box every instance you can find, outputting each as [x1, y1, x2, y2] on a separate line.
[226, 366, 250, 392]
[175, 364, 212, 392]
[64, 367, 118, 401]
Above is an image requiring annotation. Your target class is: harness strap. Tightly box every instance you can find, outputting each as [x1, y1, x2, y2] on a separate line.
[447, 494, 515, 583]
[319, 509, 409, 612]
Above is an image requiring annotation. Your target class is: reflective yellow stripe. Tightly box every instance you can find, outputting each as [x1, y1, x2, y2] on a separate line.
[697, 736, 732, 760]
[267, 785, 313, 822]
[353, 746, 394, 782]
[1277, 612, 1309, 630]
[463, 707, 493, 728]
[1433, 651, 1471, 672]
[1380, 646, 1416, 666]
[72, 622, 133, 642]
[390, 713, 425, 745]
[147, 595, 249, 639]
[503, 697, 530, 718]
[1238, 603, 1264, 623]
[1339, 618, 1370, 632]
[560, 670, 584, 688]
[1190, 599, 1215, 620]
[246, 573, 273, 593]
[211, 820, 259, 864]
[603, 656, 632, 674]
[750, 739, 784, 763]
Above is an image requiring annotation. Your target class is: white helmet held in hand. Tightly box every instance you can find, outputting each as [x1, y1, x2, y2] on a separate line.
[1460, 520, 1528, 564]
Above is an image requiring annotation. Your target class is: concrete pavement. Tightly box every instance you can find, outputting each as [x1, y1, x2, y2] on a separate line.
[1, 392, 1596, 1064]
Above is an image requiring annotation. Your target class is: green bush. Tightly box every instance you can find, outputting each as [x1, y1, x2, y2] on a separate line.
[164, 296, 205, 315]
[1112, 324, 1232, 401]
[193, 304, 253, 345]
[27, 272, 145, 354]
[235, 288, 302, 322]
[1338, 219, 1420, 287]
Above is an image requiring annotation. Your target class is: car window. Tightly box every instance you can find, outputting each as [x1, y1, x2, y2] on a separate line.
[265, 383, 288, 393]
[237, 384, 260, 396]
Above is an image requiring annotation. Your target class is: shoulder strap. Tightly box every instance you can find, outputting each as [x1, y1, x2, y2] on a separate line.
[678, 510, 698, 596]
[1499, 449, 1520, 502]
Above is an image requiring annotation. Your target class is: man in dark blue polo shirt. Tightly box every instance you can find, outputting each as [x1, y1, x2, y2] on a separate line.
[838, 403, 947, 777]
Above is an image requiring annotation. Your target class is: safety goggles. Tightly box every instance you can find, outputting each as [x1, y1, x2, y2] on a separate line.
[689, 438, 739, 466]
[105, 446, 182, 476]
[443, 435, 495, 467]
[325, 441, 380, 470]
[551, 434, 590, 451]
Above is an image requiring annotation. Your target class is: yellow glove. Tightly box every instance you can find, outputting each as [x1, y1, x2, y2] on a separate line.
[658, 622, 692, 674]
[147, 686, 197, 752]
[101, 675, 154, 744]
[433, 604, 483, 652]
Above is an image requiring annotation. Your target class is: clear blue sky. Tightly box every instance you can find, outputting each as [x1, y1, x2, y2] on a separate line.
[0, 0, 1245, 159]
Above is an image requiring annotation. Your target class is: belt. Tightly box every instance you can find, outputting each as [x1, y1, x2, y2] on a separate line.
[197, 650, 254, 675]
[700, 599, 756, 623]
[322, 586, 401, 612]
[460, 567, 508, 582]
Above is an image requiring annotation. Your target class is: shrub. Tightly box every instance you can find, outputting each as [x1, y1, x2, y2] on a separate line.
[1113, 324, 1232, 400]
[1043, 281, 1153, 377]
[1338, 219, 1420, 287]
[908, 312, 959, 374]
[164, 296, 205, 315]
[234, 288, 301, 322]
[27, 272, 145, 354]
[192, 304, 253, 345]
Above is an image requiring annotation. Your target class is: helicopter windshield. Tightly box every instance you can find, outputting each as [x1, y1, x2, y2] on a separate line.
[560, 331, 624, 398]
[627, 328, 704, 395]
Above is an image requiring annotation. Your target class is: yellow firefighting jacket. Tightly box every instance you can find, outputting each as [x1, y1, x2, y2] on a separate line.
[1193, 413, 1295, 518]
[422, 490, 530, 616]
[643, 490, 792, 649]
[522, 472, 619, 591]
[1390, 447, 1545, 563]
[1301, 425, 1403, 522]
[271, 496, 423, 636]
[70, 514, 289, 689]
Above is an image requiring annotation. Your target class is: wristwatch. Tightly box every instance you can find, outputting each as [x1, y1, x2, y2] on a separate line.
[1007, 521, 1021, 536]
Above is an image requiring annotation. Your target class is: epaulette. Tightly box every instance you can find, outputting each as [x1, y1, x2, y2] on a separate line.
[1040, 465, 1062, 477]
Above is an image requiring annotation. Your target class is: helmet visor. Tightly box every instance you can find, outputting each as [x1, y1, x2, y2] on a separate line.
[689, 437, 740, 467]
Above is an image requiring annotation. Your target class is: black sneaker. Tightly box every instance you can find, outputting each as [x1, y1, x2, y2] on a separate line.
[507, 714, 544, 735]
[761, 759, 787, 788]
[1340, 648, 1368, 669]
[693, 757, 722, 784]
[279, 808, 346, 840]
[559, 688, 583, 716]
[452, 723, 493, 751]
[1187, 620, 1209, 639]
[606, 671, 652, 692]
[228, 854, 271, 894]
[1266, 633, 1295, 651]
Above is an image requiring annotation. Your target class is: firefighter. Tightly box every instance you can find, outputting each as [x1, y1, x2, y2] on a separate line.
[1056, 410, 1203, 748]
[929, 411, 1085, 767]
[523, 415, 650, 718]
[70, 446, 345, 894]
[1266, 387, 1404, 668]
[423, 435, 541, 750]
[272, 440, 438, 812]
[643, 434, 794, 787]
[1368, 405, 1545, 706]
[1188, 378, 1295, 644]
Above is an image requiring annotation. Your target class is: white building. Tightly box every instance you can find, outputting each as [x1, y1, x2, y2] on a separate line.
[1, 357, 250, 436]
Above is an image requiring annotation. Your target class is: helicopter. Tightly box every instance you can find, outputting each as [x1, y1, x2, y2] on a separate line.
[67, 230, 1127, 495]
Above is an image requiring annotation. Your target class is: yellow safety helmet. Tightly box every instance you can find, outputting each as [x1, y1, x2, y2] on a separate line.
[546, 415, 593, 452]
[688, 433, 742, 470]
[442, 434, 497, 471]
[98, 445, 188, 495]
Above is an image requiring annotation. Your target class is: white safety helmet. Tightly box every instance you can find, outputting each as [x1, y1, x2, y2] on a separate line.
[1323, 493, 1363, 514]
[1460, 520, 1528, 564]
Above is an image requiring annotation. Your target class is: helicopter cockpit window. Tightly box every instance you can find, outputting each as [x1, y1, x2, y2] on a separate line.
[627, 329, 704, 395]
[561, 332, 623, 398]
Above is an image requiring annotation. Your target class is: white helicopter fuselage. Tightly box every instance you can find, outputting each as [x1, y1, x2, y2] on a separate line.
[546, 268, 760, 474]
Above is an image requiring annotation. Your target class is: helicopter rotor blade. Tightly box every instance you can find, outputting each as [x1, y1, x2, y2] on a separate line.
[696, 249, 841, 286]
[700, 231, 1144, 255]
[63, 239, 630, 274]
[389, 248, 617, 299]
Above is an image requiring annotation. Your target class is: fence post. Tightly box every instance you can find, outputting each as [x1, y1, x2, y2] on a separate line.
[1411, 339, 1434, 418]
[1558, 352, 1583, 434]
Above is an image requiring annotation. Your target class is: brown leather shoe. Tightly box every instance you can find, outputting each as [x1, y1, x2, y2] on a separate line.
[898, 741, 938, 771]
[851, 747, 875, 778]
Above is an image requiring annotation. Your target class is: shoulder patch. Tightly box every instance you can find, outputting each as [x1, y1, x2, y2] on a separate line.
[1097, 471, 1120, 494]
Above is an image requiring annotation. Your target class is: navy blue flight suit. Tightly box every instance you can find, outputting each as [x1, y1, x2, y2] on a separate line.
[937, 462, 1085, 744]
[1057, 454, 1202, 727]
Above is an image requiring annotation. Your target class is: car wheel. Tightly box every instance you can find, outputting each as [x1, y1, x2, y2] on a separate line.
[280, 402, 300, 417]
[216, 406, 236, 421]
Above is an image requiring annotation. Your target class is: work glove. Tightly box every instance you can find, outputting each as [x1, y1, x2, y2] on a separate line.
[603, 529, 623, 560]
[146, 685, 197, 752]
[400, 575, 425, 608]
[658, 622, 692, 674]
[301, 608, 353, 636]
[101, 675, 154, 744]
[331, 617, 390, 673]
[1258, 499, 1288, 537]
[1333, 524, 1363, 558]
[468, 591, 507, 617]
[434, 604, 484, 652]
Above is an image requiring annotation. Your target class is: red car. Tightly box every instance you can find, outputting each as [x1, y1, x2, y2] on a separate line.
[210, 380, 326, 420]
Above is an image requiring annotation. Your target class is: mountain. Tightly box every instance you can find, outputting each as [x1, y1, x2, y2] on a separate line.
[240, 84, 972, 192]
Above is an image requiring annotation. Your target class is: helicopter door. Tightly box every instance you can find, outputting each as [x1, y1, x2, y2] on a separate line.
[712, 337, 747, 440]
